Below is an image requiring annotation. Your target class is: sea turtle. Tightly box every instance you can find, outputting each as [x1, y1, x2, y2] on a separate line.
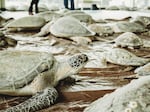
[103, 48, 150, 66]
[109, 21, 146, 33]
[106, 6, 120, 10]
[84, 76, 150, 112]
[142, 39, 150, 48]
[34, 11, 63, 22]
[64, 10, 86, 15]
[0, 51, 88, 112]
[88, 23, 114, 37]
[32, 19, 55, 37]
[114, 32, 143, 49]
[88, 21, 146, 37]
[106, 5, 130, 11]
[66, 13, 95, 24]
[0, 15, 14, 27]
[0, 31, 17, 48]
[33, 16, 95, 38]
[134, 63, 150, 77]
[4, 16, 46, 32]
[50, 16, 95, 38]
[131, 16, 150, 29]
[118, 6, 130, 10]
[141, 30, 150, 37]
[93, 12, 131, 21]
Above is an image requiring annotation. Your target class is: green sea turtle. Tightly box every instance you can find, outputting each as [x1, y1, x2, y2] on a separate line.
[0, 16, 14, 27]
[114, 32, 143, 49]
[113, 32, 150, 48]
[131, 16, 150, 29]
[34, 11, 63, 22]
[64, 10, 86, 15]
[88, 21, 146, 37]
[134, 63, 150, 77]
[103, 48, 150, 66]
[33, 16, 95, 38]
[84, 76, 150, 112]
[141, 30, 150, 37]
[4, 16, 46, 32]
[109, 21, 146, 33]
[50, 16, 95, 38]
[0, 51, 88, 112]
[142, 39, 150, 48]
[67, 13, 94, 24]
[106, 6, 120, 10]
[118, 6, 130, 10]
[88, 23, 114, 36]
[0, 31, 17, 48]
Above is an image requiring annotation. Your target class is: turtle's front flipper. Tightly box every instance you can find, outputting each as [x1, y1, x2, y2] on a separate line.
[1, 87, 58, 112]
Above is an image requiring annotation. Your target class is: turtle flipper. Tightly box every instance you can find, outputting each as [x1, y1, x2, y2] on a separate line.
[1, 87, 58, 112]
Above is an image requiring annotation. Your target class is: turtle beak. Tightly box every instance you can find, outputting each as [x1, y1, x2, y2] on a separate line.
[80, 54, 89, 63]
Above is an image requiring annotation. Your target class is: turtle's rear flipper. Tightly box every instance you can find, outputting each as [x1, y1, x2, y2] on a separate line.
[1, 87, 58, 112]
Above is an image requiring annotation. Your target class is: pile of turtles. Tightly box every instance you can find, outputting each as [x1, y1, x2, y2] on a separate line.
[0, 9, 150, 112]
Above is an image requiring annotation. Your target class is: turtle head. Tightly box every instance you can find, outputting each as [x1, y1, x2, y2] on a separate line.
[68, 53, 88, 70]
[55, 54, 88, 82]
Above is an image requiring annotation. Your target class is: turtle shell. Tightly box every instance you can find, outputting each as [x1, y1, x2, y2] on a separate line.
[114, 32, 143, 47]
[0, 16, 14, 27]
[134, 63, 150, 76]
[84, 76, 150, 112]
[105, 48, 150, 66]
[0, 51, 55, 90]
[88, 23, 114, 36]
[5, 16, 46, 29]
[64, 10, 85, 15]
[118, 6, 130, 10]
[106, 6, 119, 10]
[132, 16, 150, 29]
[68, 13, 94, 23]
[50, 16, 95, 38]
[110, 21, 146, 33]
[35, 11, 63, 22]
